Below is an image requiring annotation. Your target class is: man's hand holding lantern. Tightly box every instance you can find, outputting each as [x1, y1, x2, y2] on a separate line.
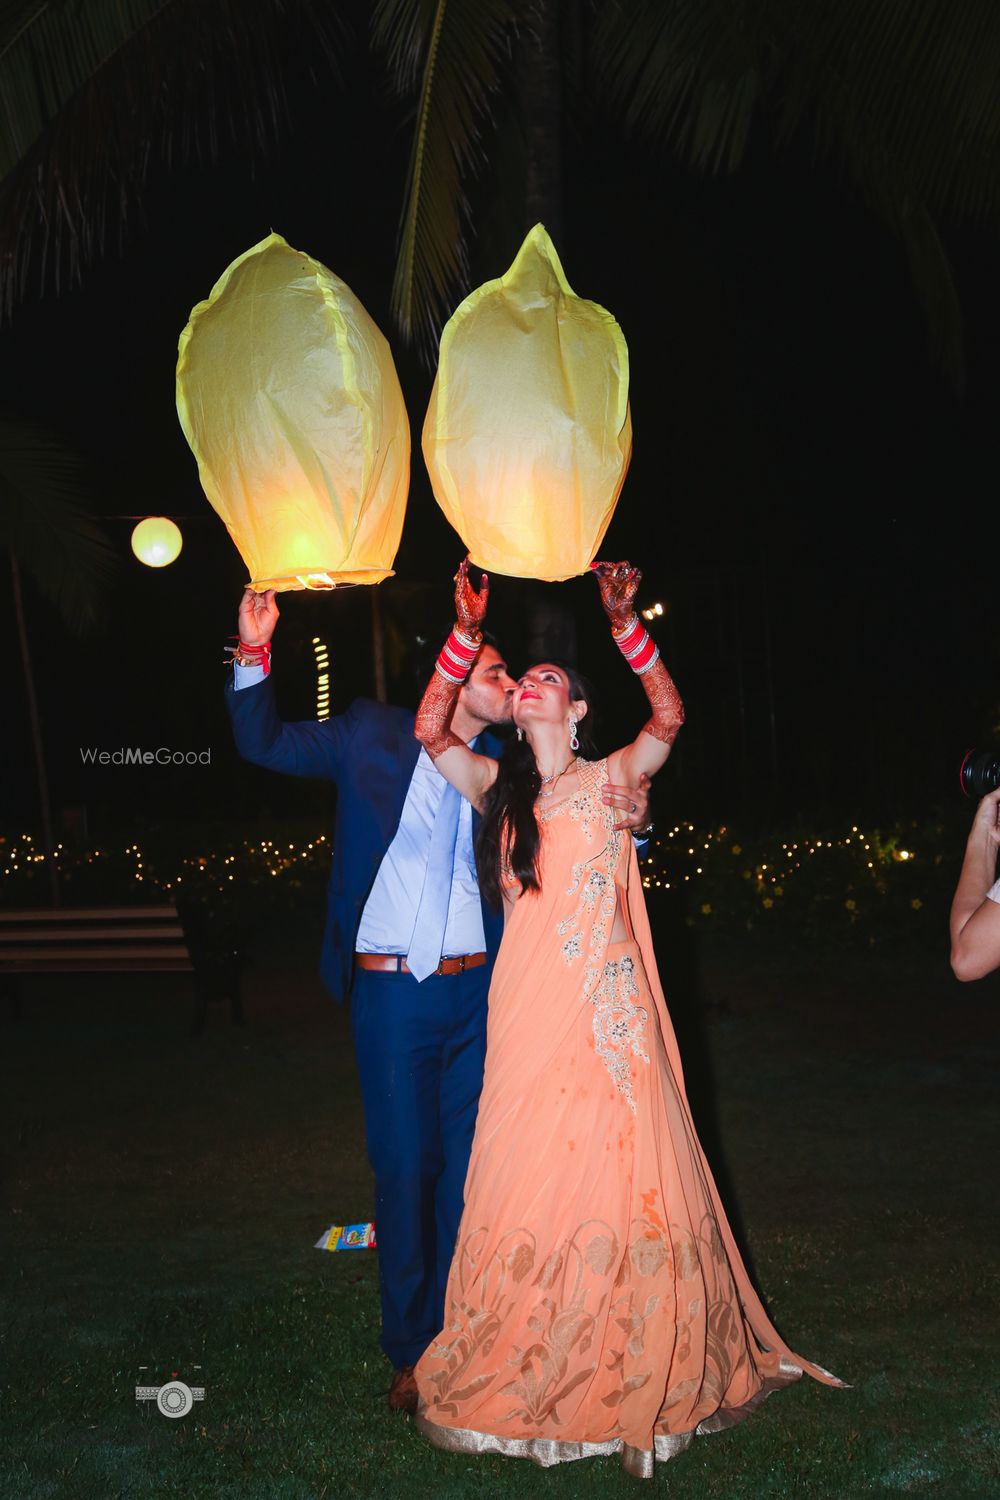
[238, 586, 280, 647]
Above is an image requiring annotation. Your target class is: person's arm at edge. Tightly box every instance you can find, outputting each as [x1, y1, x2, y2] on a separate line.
[950, 787, 1000, 980]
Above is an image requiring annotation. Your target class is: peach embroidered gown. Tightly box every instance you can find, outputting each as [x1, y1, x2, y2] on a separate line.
[414, 758, 841, 1478]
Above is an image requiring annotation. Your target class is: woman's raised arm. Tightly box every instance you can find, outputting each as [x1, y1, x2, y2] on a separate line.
[592, 561, 685, 788]
[414, 559, 499, 812]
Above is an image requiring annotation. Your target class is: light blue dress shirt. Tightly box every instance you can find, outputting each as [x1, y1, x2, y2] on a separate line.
[233, 661, 486, 958]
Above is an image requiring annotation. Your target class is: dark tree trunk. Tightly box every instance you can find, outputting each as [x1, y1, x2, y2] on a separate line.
[371, 586, 387, 703]
[521, 0, 564, 241]
[10, 552, 60, 907]
[520, 1, 574, 657]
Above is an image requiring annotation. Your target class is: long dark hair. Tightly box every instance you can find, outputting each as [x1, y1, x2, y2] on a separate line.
[476, 660, 598, 910]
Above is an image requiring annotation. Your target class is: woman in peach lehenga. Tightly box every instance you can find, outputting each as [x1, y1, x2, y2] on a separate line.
[412, 560, 843, 1478]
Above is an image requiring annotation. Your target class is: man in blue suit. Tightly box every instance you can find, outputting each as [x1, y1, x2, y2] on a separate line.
[225, 585, 650, 1413]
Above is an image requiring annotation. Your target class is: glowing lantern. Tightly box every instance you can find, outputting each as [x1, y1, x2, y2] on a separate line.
[423, 223, 632, 582]
[176, 233, 409, 591]
[131, 516, 183, 568]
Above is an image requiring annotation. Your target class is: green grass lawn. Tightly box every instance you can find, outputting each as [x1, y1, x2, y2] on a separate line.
[2, 920, 998, 1498]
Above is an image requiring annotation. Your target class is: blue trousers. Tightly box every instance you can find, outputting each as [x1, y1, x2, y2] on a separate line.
[350, 962, 490, 1368]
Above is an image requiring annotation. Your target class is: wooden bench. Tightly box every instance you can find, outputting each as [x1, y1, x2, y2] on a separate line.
[0, 904, 245, 1035]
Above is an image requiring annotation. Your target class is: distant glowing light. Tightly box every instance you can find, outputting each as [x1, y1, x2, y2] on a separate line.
[131, 517, 183, 568]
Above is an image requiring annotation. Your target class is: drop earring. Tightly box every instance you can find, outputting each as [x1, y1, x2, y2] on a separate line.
[569, 717, 579, 752]
[517, 727, 524, 742]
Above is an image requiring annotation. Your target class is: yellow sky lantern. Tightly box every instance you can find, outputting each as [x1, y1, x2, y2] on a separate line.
[176, 233, 409, 591]
[423, 223, 632, 582]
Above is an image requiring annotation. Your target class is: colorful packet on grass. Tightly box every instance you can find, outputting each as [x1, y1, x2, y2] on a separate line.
[315, 1221, 377, 1252]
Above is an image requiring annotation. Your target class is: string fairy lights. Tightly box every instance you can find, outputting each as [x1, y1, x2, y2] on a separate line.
[0, 832, 331, 903]
[634, 820, 926, 926]
[0, 818, 936, 935]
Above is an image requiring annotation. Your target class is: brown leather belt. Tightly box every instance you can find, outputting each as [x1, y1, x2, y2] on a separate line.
[354, 951, 487, 977]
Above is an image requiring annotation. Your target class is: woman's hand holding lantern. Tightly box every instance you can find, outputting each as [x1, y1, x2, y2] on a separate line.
[592, 560, 641, 634]
[454, 557, 489, 641]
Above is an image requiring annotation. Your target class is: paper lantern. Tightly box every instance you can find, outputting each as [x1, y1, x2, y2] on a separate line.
[176, 233, 409, 591]
[422, 223, 631, 582]
[131, 516, 183, 568]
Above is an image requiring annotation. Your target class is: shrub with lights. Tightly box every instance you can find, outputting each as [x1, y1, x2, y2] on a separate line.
[0, 813, 957, 955]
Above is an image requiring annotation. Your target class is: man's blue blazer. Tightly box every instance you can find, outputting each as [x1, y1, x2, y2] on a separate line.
[224, 676, 505, 1002]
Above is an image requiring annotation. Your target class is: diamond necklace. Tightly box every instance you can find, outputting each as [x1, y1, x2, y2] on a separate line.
[537, 759, 577, 798]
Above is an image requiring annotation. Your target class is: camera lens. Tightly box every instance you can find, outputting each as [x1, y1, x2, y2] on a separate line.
[959, 749, 1000, 798]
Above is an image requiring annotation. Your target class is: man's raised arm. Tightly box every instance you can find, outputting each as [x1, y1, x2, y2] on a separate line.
[225, 586, 360, 779]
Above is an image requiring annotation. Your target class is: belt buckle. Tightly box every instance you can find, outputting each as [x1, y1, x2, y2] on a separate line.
[436, 955, 467, 976]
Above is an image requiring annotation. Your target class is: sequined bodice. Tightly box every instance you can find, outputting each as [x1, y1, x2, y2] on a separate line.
[495, 756, 646, 1114]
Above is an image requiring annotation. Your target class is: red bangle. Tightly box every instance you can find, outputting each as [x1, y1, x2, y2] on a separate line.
[613, 616, 659, 675]
[613, 616, 645, 652]
[630, 635, 659, 673]
[435, 626, 481, 684]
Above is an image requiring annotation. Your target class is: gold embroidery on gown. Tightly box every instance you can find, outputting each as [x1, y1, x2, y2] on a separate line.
[542, 762, 650, 1110]
[415, 757, 843, 1477]
[589, 951, 649, 1113]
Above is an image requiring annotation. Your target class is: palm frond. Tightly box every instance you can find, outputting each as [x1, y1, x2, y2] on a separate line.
[373, 0, 520, 357]
[780, 0, 991, 390]
[895, 202, 965, 396]
[593, 0, 764, 174]
[596, 0, 1000, 221]
[0, 0, 345, 317]
[0, 0, 173, 182]
[0, 416, 119, 634]
[594, 0, 1000, 387]
[777, 0, 1000, 225]
[837, 132, 967, 395]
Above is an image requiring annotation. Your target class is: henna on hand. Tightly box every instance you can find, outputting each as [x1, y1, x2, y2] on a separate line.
[415, 570, 488, 758]
[414, 671, 465, 761]
[639, 658, 685, 745]
[455, 557, 489, 637]
[592, 560, 641, 632]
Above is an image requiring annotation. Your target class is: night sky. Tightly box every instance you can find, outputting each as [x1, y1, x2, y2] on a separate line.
[2, 23, 998, 840]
